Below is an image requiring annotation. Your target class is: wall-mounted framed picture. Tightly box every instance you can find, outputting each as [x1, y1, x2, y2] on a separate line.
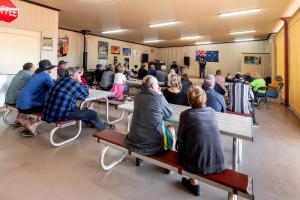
[123, 48, 131, 56]
[111, 46, 120, 54]
[98, 41, 108, 59]
[244, 56, 261, 65]
[58, 37, 69, 57]
[42, 37, 53, 51]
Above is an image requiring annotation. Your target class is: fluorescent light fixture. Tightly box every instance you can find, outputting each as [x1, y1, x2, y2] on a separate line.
[149, 21, 178, 28]
[219, 8, 261, 17]
[143, 40, 162, 43]
[234, 38, 255, 42]
[230, 30, 256, 35]
[102, 29, 125, 34]
[181, 36, 201, 40]
[195, 41, 212, 45]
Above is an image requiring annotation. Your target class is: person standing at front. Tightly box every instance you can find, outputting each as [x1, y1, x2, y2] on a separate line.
[199, 57, 206, 78]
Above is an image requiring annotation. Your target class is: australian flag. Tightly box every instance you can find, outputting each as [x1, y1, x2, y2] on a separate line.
[196, 50, 219, 62]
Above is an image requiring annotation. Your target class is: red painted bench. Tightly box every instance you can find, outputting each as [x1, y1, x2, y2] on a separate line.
[93, 130, 254, 200]
[3, 104, 80, 147]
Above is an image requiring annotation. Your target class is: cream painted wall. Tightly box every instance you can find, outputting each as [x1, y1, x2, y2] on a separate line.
[58, 29, 83, 67]
[0, 0, 59, 76]
[159, 40, 270, 76]
[87, 35, 159, 69]
[58, 29, 159, 70]
[241, 53, 271, 77]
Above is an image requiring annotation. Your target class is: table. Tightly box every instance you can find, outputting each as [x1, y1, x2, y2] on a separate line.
[82, 89, 121, 124]
[118, 102, 253, 171]
[126, 79, 167, 88]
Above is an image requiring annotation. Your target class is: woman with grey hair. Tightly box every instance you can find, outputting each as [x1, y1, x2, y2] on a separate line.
[163, 74, 189, 106]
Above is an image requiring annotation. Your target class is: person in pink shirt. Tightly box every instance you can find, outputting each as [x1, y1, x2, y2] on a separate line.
[215, 69, 225, 90]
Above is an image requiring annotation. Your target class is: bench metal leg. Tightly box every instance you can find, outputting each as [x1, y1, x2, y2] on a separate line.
[227, 193, 237, 200]
[238, 139, 243, 163]
[49, 121, 81, 147]
[100, 146, 127, 171]
[3, 109, 17, 125]
[104, 97, 125, 124]
[126, 113, 133, 133]
[230, 138, 239, 200]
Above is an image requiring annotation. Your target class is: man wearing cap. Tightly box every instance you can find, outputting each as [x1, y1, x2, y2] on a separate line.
[43, 67, 106, 131]
[57, 60, 68, 78]
[202, 75, 226, 113]
[16, 59, 56, 136]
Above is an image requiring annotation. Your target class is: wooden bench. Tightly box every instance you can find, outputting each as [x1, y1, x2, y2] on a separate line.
[2, 104, 80, 147]
[93, 130, 254, 200]
[123, 92, 136, 97]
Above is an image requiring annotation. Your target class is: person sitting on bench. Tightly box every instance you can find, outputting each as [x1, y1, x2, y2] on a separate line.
[228, 73, 258, 126]
[176, 86, 225, 196]
[43, 67, 106, 131]
[16, 59, 56, 137]
[125, 75, 175, 166]
[202, 75, 226, 113]
[5, 62, 36, 106]
[100, 64, 115, 91]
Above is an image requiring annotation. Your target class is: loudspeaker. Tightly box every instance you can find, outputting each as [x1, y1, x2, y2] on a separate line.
[184, 56, 190, 66]
[142, 53, 149, 63]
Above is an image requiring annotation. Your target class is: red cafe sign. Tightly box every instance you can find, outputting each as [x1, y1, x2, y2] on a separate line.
[0, 0, 19, 23]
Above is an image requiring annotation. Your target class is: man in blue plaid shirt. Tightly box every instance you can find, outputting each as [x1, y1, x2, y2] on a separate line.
[43, 67, 105, 131]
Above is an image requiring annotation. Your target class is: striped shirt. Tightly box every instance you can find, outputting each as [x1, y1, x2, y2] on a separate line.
[228, 81, 254, 114]
[42, 76, 89, 123]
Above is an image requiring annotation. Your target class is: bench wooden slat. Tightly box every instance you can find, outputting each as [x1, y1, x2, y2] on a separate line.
[93, 130, 253, 197]
[93, 129, 126, 147]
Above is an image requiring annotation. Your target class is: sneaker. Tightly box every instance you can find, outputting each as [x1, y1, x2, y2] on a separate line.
[12, 122, 22, 128]
[20, 129, 39, 137]
[252, 122, 259, 128]
[181, 177, 201, 196]
[135, 158, 143, 167]
[164, 169, 174, 175]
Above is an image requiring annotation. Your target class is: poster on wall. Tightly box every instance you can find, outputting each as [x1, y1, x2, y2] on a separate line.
[42, 37, 53, 51]
[132, 49, 137, 57]
[111, 46, 120, 54]
[113, 56, 118, 64]
[195, 50, 219, 62]
[244, 56, 261, 65]
[136, 50, 141, 58]
[123, 48, 131, 56]
[98, 41, 108, 59]
[58, 37, 69, 57]
[124, 58, 129, 69]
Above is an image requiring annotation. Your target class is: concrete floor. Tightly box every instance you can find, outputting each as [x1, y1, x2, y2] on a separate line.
[0, 103, 300, 200]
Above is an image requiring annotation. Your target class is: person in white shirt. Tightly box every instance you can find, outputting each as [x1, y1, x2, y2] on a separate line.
[110, 63, 127, 99]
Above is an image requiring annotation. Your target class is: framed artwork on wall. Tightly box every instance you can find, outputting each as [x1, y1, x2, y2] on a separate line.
[58, 37, 69, 57]
[98, 41, 108, 59]
[123, 48, 131, 56]
[111, 46, 120, 54]
[42, 37, 53, 51]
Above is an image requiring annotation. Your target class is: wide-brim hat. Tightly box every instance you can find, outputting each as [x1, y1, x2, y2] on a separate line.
[35, 59, 56, 73]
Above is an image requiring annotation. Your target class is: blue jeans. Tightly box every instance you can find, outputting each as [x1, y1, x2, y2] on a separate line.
[70, 110, 105, 131]
[123, 84, 131, 93]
